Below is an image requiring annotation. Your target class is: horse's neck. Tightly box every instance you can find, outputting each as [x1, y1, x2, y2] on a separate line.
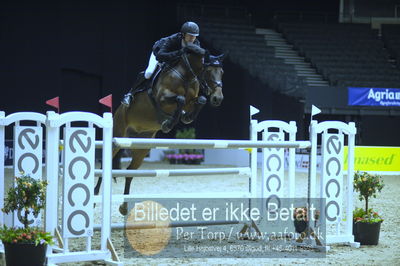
[181, 54, 203, 77]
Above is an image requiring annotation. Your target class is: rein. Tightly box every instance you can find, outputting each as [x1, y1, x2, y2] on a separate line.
[181, 53, 199, 83]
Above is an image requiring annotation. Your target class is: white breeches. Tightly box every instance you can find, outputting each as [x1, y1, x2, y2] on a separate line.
[144, 52, 158, 79]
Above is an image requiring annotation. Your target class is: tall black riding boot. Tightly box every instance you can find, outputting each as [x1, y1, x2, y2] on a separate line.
[121, 72, 147, 106]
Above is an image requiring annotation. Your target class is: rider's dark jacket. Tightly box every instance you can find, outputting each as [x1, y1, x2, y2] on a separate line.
[152, 33, 201, 63]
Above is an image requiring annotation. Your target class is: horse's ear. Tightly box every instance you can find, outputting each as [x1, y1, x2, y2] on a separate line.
[217, 53, 227, 62]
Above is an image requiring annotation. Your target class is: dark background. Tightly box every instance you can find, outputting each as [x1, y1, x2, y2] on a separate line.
[1, 0, 399, 144]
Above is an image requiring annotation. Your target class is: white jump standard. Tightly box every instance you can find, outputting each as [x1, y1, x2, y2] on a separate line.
[0, 109, 360, 265]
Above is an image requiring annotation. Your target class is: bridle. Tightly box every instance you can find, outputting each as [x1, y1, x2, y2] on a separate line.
[199, 67, 223, 96]
[177, 52, 223, 97]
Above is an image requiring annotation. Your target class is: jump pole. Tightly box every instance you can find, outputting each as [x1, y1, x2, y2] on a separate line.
[93, 220, 240, 231]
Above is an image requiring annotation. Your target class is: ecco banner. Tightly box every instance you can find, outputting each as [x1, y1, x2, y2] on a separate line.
[348, 87, 400, 106]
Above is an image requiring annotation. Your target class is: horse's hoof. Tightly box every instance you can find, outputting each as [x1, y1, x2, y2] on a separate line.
[181, 116, 193, 124]
[197, 96, 207, 105]
[119, 203, 128, 216]
[161, 121, 172, 133]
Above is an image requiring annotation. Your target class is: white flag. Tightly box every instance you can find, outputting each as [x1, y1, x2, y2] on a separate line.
[250, 105, 260, 117]
[311, 105, 321, 118]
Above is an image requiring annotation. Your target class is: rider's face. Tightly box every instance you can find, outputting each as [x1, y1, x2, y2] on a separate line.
[184, 34, 196, 44]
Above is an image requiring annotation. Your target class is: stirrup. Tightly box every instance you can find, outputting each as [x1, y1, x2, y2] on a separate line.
[121, 93, 132, 106]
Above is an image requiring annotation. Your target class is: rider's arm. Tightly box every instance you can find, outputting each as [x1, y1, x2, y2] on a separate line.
[155, 34, 184, 62]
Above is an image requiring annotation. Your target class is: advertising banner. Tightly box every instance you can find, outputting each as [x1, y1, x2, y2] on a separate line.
[348, 87, 400, 106]
[344, 146, 400, 172]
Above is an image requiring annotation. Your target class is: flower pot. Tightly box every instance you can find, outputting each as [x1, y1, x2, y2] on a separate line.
[294, 220, 308, 233]
[192, 159, 201, 165]
[353, 221, 381, 245]
[185, 159, 199, 165]
[3, 242, 47, 266]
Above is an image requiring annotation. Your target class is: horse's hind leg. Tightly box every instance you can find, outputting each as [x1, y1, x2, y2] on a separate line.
[119, 148, 152, 215]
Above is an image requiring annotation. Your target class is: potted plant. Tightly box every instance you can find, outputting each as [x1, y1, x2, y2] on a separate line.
[0, 174, 54, 266]
[183, 153, 204, 165]
[171, 127, 204, 164]
[353, 171, 384, 245]
[163, 150, 177, 164]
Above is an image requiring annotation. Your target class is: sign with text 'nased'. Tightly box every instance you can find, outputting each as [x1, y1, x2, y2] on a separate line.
[344, 146, 400, 172]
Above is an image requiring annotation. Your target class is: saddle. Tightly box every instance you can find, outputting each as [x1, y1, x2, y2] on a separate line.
[132, 66, 163, 96]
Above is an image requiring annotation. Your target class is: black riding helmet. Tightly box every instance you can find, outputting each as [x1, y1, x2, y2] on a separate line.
[181, 21, 199, 36]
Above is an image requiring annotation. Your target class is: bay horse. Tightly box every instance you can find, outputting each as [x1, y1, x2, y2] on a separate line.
[94, 44, 225, 214]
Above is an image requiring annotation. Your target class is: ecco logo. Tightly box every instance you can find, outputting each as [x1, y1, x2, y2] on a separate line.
[15, 126, 43, 226]
[324, 134, 342, 222]
[64, 128, 94, 237]
[264, 133, 283, 210]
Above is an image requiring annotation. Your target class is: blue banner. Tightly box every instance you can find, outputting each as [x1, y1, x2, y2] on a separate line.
[348, 87, 400, 106]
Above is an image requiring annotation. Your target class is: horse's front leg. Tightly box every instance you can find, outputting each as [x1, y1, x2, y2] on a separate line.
[181, 96, 207, 124]
[160, 95, 186, 133]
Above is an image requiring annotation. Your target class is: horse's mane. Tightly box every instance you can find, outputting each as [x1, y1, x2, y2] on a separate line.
[185, 44, 205, 56]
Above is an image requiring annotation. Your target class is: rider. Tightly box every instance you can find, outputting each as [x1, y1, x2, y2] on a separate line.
[121, 21, 201, 106]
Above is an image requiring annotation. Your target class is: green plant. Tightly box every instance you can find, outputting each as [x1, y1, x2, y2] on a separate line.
[353, 207, 383, 224]
[0, 226, 54, 245]
[0, 174, 54, 246]
[175, 127, 200, 154]
[175, 127, 196, 139]
[353, 171, 384, 223]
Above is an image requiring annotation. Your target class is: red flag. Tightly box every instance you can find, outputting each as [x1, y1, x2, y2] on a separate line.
[99, 94, 112, 113]
[46, 96, 60, 113]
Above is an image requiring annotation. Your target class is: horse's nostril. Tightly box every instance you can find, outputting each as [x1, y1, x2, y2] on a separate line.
[211, 96, 222, 106]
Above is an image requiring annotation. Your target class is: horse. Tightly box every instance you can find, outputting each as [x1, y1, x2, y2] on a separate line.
[94, 45, 225, 214]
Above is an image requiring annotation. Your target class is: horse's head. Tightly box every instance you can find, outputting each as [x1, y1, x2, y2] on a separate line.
[201, 53, 225, 107]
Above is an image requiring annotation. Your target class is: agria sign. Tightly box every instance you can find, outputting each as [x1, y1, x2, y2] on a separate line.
[348, 87, 400, 106]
